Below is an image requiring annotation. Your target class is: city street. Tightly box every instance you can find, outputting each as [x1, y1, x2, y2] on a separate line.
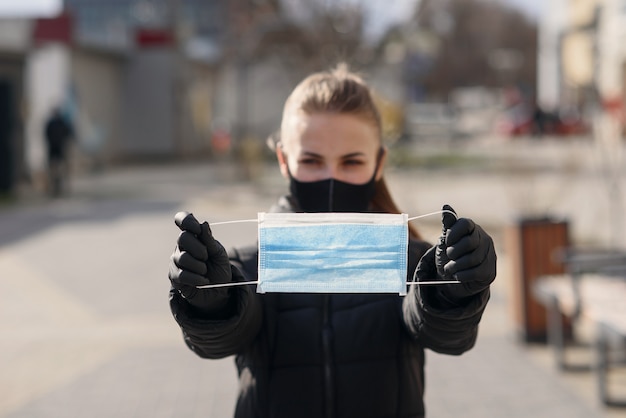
[1, 136, 625, 417]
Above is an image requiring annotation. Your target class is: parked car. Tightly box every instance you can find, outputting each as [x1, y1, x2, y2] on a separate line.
[495, 103, 589, 137]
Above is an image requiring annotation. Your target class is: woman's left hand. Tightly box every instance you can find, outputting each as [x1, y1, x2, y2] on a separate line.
[436, 204, 497, 299]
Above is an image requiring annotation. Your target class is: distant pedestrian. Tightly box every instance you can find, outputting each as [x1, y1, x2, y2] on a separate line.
[44, 106, 74, 197]
[532, 103, 547, 137]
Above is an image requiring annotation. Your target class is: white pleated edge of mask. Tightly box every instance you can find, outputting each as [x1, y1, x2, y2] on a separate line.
[257, 211, 408, 227]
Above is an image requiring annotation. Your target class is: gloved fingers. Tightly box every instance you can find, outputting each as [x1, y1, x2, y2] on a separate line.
[450, 254, 497, 284]
[174, 212, 228, 262]
[445, 217, 476, 246]
[454, 260, 497, 283]
[441, 204, 457, 230]
[169, 264, 212, 288]
[172, 247, 207, 276]
[174, 211, 202, 235]
[446, 224, 487, 260]
[443, 244, 487, 276]
[177, 231, 208, 261]
[444, 239, 496, 282]
[199, 222, 229, 260]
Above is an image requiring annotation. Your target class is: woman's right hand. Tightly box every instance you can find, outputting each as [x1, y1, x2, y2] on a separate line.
[168, 212, 232, 310]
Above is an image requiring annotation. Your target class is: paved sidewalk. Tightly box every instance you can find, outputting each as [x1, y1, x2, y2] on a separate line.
[1, 156, 624, 417]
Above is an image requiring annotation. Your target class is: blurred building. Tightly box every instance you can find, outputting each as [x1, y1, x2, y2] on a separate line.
[0, 16, 75, 193]
[0, 0, 414, 193]
[0, 0, 232, 193]
[63, 0, 226, 162]
[0, 19, 30, 194]
[538, 0, 626, 120]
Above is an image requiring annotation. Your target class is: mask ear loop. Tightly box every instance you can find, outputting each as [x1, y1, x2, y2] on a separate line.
[194, 219, 259, 289]
[195, 209, 462, 289]
[407, 209, 457, 223]
[209, 219, 258, 226]
[407, 209, 461, 285]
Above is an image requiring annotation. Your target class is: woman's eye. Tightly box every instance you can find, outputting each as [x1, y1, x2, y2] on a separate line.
[343, 159, 364, 166]
[299, 158, 321, 166]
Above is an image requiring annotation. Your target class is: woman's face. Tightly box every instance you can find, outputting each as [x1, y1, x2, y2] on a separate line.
[278, 112, 386, 184]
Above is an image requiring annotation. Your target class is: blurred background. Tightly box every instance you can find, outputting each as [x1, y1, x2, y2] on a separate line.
[1, 0, 626, 417]
[0, 0, 604, 191]
[2, 0, 624, 263]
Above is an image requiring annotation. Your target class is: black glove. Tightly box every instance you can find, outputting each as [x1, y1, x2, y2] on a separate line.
[417, 204, 497, 303]
[168, 211, 232, 313]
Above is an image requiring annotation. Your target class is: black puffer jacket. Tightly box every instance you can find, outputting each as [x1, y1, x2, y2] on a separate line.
[170, 198, 490, 418]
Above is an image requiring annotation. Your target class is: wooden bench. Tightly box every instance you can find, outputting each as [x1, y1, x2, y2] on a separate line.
[533, 273, 626, 406]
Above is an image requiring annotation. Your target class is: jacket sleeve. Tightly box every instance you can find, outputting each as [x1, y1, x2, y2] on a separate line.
[169, 246, 262, 359]
[402, 240, 490, 355]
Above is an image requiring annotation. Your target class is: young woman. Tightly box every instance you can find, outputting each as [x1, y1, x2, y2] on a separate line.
[168, 65, 497, 418]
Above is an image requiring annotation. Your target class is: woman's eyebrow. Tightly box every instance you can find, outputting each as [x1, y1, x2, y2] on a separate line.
[341, 152, 366, 159]
[301, 151, 324, 159]
[300, 151, 366, 159]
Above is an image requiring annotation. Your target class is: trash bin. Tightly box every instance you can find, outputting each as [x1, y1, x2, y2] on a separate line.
[506, 217, 570, 342]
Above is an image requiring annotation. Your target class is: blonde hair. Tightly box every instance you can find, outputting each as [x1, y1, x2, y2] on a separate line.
[276, 64, 421, 240]
[280, 64, 382, 137]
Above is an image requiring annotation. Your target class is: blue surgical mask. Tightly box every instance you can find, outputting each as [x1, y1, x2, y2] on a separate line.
[257, 212, 408, 295]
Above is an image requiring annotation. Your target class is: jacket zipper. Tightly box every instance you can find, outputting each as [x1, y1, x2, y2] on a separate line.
[322, 294, 335, 418]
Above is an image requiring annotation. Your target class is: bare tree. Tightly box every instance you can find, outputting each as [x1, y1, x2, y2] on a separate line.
[412, 0, 538, 100]
[221, 0, 372, 144]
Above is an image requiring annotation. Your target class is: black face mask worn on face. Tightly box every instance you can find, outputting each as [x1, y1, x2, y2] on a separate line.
[289, 175, 377, 212]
